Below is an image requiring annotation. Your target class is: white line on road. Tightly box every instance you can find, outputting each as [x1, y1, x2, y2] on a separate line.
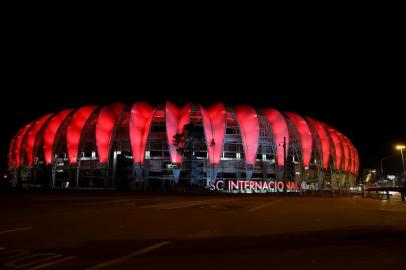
[0, 227, 32, 234]
[28, 256, 76, 270]
[248, 200, 281, 212]
[6, 253, 62, 268]
[142, 200, 214, 209]
[85, 241, 170, 270]
[143, 199, 238, 210]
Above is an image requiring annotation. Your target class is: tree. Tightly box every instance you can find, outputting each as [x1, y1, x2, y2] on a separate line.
[173, 123, 205, 185]
[173, 122, 205, 161]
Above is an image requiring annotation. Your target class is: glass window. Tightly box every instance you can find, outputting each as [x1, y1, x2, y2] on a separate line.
[224, 152, 236, 158]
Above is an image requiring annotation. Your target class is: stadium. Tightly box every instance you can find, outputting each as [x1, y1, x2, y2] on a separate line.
[7, 101, 359, 192]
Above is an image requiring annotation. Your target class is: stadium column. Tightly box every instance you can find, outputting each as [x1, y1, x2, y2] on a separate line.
[262, 108, 290, 182]
[285, 112, 313, 189]
[66, 105, 98, 188]
[234, 105, 260, 181]
[129, 102, 156, 189]
[200, 103, 226, 188]
[165, 101, 192, 184]
[95, 103, 125, 188]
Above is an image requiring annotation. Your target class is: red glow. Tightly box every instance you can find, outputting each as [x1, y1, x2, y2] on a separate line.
[13, 123, 32, 167]
[43, 109, 73, 165]
[165, 101, 192, 164]
[306, 117, 330, 169]
[66, 106, 98, 163]
[351, 145, 356, 174]
[286, 112, 313, 166]
[200, 103, 226, 165]
[263, 108, 289, 166]
[129, 102, 155, 164]
[324, 125, 343, 170]
[234, 106, 259, 165]
[8, 101, 359, 177]
[344, 142, 351, 173]
[335, 131, 350, 173]
[347, 142, 354, 173]
[25, 114, 53, 166]
[347, 140, 356, 174]
[345, 138, 353, 174]
[96, 103, 125, 164]
[8, 135, 17, 168]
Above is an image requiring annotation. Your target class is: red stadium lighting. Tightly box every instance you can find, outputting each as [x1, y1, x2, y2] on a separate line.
[130, 102, 155, 164]
[285, 112, 313, 167]
[200, 103, 226, 165]
[234, 105, 259, 166]
[165, 101, 192, 164]
[7, 101, 360, 190]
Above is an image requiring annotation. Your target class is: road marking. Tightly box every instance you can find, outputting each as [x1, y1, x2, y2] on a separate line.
[28, 256, 76, 270]
[143, 199, 236, 210]
[248, 200, 281, 212]
[85, 241, 170, 270]
[5, 253, 62, 268]
[164, 201, 218, 209]
[0, 250, 30, 260]
[142, 200, 214, 209]
[0, 227, 32, 234]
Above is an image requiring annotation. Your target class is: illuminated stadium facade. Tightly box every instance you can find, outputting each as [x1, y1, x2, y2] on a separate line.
[8, 102, 359, 191]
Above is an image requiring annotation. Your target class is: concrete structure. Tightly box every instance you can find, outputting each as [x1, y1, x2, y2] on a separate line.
[8, 101, 359, 191]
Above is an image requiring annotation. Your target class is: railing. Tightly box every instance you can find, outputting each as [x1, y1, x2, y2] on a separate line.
[363, 185, 406, 201]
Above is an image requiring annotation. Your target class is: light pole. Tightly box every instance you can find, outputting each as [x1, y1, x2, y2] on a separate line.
[278, 137, 287, 194]
[396, 145, 406, 175]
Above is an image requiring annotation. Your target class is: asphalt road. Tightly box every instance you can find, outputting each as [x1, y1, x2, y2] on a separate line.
[1, 191, 405, 269]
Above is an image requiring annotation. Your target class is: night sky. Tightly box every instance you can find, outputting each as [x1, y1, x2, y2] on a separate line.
[1, 31, 404, 175]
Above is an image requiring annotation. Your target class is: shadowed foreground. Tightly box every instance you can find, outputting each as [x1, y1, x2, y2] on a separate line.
[1, 191, 405, 269]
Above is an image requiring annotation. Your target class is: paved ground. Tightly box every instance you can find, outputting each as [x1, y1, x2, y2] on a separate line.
[1, 191, 405, 269]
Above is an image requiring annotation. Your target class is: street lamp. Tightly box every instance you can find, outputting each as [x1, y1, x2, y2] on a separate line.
[395, 145, 406, 175]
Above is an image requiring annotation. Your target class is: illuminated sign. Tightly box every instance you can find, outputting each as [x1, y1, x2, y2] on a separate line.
[209, 180, 299, 192]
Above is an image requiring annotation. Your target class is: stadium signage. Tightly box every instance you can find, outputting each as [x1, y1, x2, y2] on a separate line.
[209, 180, 299, 192]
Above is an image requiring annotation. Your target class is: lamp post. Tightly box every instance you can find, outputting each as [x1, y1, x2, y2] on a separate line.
[396, 145, 406, 175]
[278, 137, 287, 194]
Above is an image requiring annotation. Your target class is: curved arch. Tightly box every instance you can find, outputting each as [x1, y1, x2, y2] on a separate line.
[323, 125, 343, 170]
[347, 140, 357, 174]
[43, 109, 73, 165]
[306, 117, 330, 169]
[165, 101, 192, 164]
[234, 105, 259, 166]
[354, 145, 359, 174]
[13, 123, 32, 167]
[8, 138, 15, 168]
[129, 102, 156, 164]
[200, 103, 226, 165]
[285, 112, 312, 166]
[8, 132, 19, 168]
[344, 142, 351, 173]
[347, 140, 354, 174]
[335, 131, 350, 173]
[66, 105, 98, 163]
[25, 114, 54, 166]
[262, 108, 289, 166]
[354, 148, 359, 174]
[96, 103, 125, 164]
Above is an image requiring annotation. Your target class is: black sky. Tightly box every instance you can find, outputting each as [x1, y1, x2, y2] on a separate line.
[1, 24, 404, 174]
